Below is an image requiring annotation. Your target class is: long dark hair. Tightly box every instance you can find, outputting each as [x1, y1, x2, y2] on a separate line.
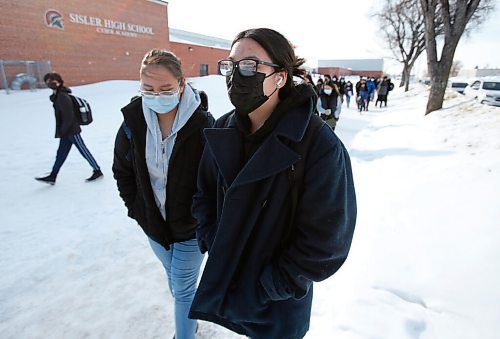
[231, 28, 307, 99]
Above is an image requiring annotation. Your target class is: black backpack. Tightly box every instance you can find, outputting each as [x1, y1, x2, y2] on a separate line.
[70, 94, 93, 125]
[199, 90, 209, 111]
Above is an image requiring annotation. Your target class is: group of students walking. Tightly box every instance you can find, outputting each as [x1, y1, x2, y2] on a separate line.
[354, 76, 394, 111]
[37, 28, 357, 339]
[312, 74, 395, 117]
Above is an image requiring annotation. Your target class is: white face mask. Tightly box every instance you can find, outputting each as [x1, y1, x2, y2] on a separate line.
[324, 89, 332, 95]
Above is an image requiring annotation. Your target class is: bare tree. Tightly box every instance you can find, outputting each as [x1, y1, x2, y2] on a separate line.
[420, 0, 494, 114]
[375, 0, 427, 92]
[450, 60, 463, 77]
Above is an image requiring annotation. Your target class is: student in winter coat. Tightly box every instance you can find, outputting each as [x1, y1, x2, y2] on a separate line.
[344, 80, 354, 108]
[376, 78, 389, 107]
[35, 72, 102, 185]
[317, 81, 342, 130]
[112, 49, 214, 339]
[358, 80, 370, 112]
[188, 28, 357, 339]
[338, 76, 347, 98]
[315, 77, 324, 96]
[366, 78, 377, 109]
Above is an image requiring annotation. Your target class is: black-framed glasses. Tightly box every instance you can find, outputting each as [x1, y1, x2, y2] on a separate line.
[218, 58, 281, 77]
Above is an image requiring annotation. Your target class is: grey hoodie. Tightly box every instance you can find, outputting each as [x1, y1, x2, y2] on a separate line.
[142, 84, 201, 220]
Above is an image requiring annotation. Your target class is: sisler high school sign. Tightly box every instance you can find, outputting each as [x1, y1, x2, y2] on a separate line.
[45, 9, 154, 38]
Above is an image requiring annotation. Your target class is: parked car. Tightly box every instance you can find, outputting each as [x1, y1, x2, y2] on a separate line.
[447, 78, 469, 94]
[463, 77, 500, 107]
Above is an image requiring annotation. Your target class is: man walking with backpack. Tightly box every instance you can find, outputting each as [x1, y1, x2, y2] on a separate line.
[35, 72, 102, 185]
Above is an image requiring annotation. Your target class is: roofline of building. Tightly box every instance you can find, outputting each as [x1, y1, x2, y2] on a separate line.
[319, 58, 385, 62]
[146, 0, 168, 6]
[169, 28, 231, 50]
[318, 58, 385, 71]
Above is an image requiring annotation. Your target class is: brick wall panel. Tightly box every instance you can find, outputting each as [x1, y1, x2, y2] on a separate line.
[1, 0, 170, 86]
[170, 42, 229, 78]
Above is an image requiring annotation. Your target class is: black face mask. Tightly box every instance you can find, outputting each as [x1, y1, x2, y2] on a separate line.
[226, 71, 276, 115]
[47, 81, 58, 90]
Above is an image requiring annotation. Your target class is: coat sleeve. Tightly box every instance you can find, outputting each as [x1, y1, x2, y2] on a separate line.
[260, 129, 357, 301]
[316, 97, 326, 114]
[57, 94, 78, 137]
[192, 145, 219, 253]
[112, 126, 137, 219]
[333, 96, 342, 119]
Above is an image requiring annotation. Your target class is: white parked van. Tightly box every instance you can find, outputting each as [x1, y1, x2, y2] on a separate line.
[463, 77, 500, 107]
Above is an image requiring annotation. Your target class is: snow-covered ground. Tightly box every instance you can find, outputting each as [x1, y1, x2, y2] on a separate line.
[0, 76, 499, 339]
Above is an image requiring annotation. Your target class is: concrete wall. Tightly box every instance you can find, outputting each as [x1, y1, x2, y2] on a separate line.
[0, 0, 170, 87]
[319, 67, 383, 78]
[458, 68, 500, 78]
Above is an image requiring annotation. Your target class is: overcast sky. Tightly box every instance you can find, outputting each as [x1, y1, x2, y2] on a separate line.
[167, 0, 500, 75]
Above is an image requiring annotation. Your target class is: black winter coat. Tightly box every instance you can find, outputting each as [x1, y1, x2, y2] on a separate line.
[112, 97, 214, 250]
[188, 88, 357, 339]
[318, 89, 340, 111]
[50, 87, 81, 138]
[344, 83, 354, 96]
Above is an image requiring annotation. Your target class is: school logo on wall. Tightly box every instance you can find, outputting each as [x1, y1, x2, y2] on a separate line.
[45, 10, 64, 30]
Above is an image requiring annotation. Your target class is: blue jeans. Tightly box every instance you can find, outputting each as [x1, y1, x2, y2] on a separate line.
[148, 237, 204, 339]
[345, 94, 351, 108]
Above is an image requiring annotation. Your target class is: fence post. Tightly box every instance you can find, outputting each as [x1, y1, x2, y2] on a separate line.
[0, 60, 10, 94]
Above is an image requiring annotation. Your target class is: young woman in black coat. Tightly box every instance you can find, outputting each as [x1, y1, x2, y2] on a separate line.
[112, 50, 214, 339]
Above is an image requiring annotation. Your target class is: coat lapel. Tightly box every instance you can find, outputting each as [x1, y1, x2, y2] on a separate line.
[204, 99, 314, 189]
[203, 127, 244, 187]
[233, 135, 299, 187]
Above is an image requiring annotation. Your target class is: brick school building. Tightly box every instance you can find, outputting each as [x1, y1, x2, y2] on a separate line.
[0, 0, 230, 89]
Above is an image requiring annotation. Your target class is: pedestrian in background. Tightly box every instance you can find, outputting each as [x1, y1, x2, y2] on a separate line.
[366, 77, 377, 110]
[317, 81, 342, 130]
[344, 80, 354, 108]
[376, 76, 390, 107]
[35, 72, 102, 185]
[112, 49, 214, 339]
[315, 77, 324, 96]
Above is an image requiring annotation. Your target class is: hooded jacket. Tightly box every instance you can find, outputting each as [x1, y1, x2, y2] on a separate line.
[50, 86, 81, 138]
[112, 86, 214, 250]
[189, 84, 357, 339]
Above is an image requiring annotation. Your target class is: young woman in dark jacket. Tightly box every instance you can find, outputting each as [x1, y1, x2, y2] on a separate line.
[188, 28, 357, 339]
[35, 72, 102, 184]
[112, 49, 214, 339]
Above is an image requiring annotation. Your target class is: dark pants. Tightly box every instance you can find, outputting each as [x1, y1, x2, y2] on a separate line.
[51, 134, 100, 176]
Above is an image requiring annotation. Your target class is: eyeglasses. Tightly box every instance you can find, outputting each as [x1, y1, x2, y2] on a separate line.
[218, 58, 281, 77]
[139, 87, 179, 98]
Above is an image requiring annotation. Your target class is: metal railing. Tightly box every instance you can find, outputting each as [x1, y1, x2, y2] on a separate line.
[0, 60, 52, 94]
